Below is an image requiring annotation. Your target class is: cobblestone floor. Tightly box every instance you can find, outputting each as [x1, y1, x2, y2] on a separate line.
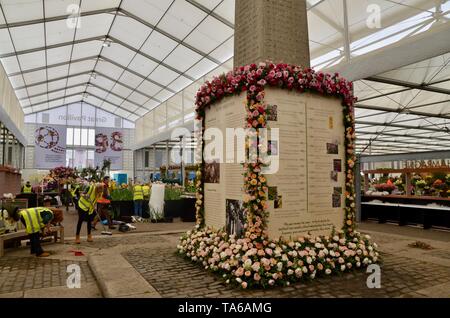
[123, 245, 450, 298]
[0, 257, 95, 294]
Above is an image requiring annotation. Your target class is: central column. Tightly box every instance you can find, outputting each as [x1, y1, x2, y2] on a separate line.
[234, 0, 310, 67]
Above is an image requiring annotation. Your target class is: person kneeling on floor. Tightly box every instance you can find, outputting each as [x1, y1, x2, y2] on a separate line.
[9, 207, 58, 257]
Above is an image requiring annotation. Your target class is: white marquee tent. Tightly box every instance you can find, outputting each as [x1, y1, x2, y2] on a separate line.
[0, 0, 449, 154]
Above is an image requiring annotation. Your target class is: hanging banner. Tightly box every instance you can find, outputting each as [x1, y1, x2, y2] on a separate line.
[95, 128, 124, 170]
[34, 125, 67, 169]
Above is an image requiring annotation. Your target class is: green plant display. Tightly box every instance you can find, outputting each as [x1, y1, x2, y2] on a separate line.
[110, 188, 133, 201]
[164, 185, 183, 201]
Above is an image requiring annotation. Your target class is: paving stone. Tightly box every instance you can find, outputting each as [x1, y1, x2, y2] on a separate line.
[0, 256, 96, 294]
[123, 244, 450, 298]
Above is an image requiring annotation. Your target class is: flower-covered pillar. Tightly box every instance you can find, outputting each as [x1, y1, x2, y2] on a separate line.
[179, 0, 379, 290]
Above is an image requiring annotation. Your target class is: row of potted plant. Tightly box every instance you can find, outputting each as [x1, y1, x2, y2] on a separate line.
[371, 173, 450, 197]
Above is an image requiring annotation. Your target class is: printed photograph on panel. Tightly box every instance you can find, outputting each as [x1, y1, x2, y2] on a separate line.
[226, 199, 246, 238]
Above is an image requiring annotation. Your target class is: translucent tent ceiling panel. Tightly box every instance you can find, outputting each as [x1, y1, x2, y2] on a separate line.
[195, 0, 222, 10]
[185, 58, 217, 79]
[128, 53, 158, 77]
[140, 30, 178, 62]
[214, 0, 235, 24]
[1, 0, 42, 23]
[164, 45, 203, 73]
[137, 80, 162, 97]
[158, 0, 207, 40]
[168, 75, 192, 92]
[121, 0, 172, 26]
[0, 0, 448, 156]
[71, 41, 103, 60]
[75, 14, 114, 40]
[185, 16, 234, 53]
[149, 65, 179, 86]
[81, 0, 121, 12]
[46, 46, 72, 65]
[209, 36, 233, 63]
[101, 42, 136, 68]
[128, 91, 148, 105]
[9, 23, 44, 51]
[87, 86, 108, 100]
[110, 15, 152, 49]
[0, 29, 14, 54]
[119, 71, 144, 89]
[18, 51, 46, 70]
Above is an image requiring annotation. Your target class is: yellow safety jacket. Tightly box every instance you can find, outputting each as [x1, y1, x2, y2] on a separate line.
[19, 208, 53, 234]
[70, 185, 79, 198]
[133, 185, 144, 201]
[23, 185, 33, 193]
[78, 184, 97, 214]
[142, 185, 150, 197]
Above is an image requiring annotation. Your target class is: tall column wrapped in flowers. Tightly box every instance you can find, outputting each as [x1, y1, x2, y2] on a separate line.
[180, 62, 378, 289]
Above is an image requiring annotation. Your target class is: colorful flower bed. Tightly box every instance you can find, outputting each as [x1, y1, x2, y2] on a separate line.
[178, 62, 379, 288]
[178, 226, 378, 289]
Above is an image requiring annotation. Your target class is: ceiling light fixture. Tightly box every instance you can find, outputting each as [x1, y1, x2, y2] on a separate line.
[102, 39, 112, 47]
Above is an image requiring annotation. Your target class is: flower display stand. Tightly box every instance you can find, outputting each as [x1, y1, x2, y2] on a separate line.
[178, 62, 379, 289]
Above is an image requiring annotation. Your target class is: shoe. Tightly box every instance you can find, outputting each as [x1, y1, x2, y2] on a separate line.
[75, 235, 81, 244]
[87, 234, 93, 242]
[37, 252, 50, 257]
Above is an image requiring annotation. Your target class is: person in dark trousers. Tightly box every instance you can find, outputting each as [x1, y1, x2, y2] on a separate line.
[9, 207, 58, 257]
[75, 183, 103, 244]
[93, 176, 115, 230]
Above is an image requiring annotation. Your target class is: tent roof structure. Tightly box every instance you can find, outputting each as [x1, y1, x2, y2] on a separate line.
[0, 0, 449, 154]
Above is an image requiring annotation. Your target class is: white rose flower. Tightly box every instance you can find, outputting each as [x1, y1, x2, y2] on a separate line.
[277, 262, 283, 271]
[356, 262, 361, 267]
[287, 269, 294, 276]
[302, 266, 308, 273]
[341, 265, 346, 271]
[315, 243, 322, 249]
[306, 257, 312, 264]
[236, 278, 242, 283]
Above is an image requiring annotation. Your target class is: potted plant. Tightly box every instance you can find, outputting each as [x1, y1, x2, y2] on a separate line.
[163, 184, 183, 221]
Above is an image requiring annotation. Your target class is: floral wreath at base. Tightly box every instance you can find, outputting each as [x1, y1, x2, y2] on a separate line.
[178, 62, 379, 289]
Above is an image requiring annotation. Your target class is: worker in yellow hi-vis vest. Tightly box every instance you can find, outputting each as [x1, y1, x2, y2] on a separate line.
[9, 207, 61, 257]
[76, 182, 104, 244]
[21, 181, 34, 193]
[133, 181, 144, 218]
[142, 183, 151, 201]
